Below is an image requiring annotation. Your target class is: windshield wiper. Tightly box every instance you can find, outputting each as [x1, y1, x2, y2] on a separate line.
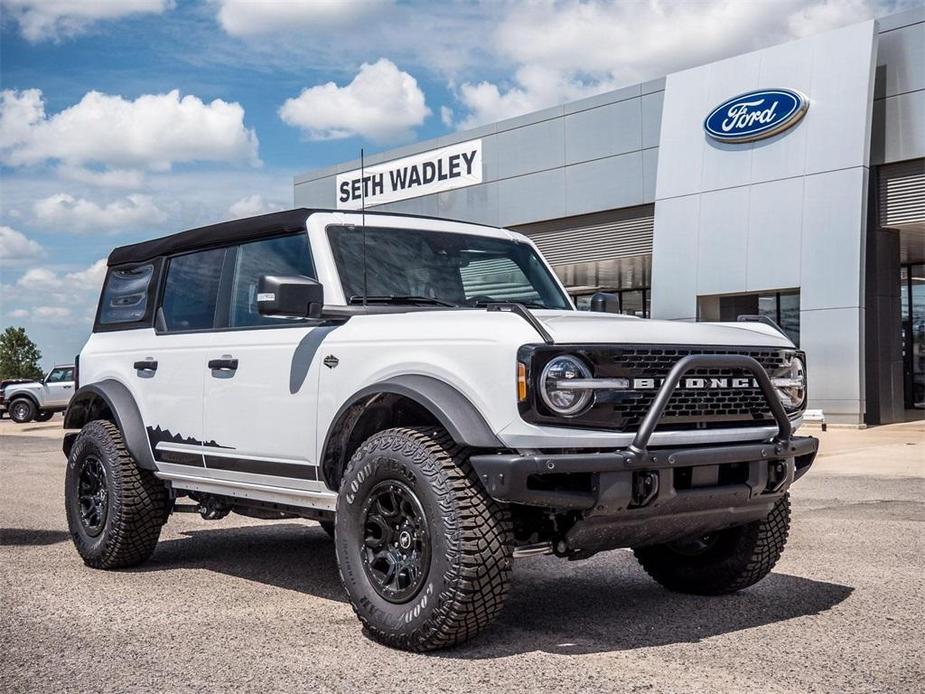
[471, 299, 549, 309]
[348, 294, 458, 307]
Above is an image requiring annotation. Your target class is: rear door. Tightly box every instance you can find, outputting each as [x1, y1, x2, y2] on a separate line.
[132, 247, 225, 469]
[202, 232, 332, 499]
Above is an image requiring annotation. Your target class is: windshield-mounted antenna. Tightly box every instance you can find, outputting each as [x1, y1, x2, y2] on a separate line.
[361, 148, 368, 307]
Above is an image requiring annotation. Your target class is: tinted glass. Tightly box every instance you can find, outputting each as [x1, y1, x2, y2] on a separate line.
[46, 368, 73, 383]
[229, 234, 316, 327]
[160, 248, 225, 332]
[327, 226, 569, 309]
[98, 264, 154, 324]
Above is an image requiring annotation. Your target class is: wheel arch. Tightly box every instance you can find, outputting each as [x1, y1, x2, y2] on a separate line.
[63, 380, 156, 470]
[7, 390, 39, 409]
[320, 375, 503, 491]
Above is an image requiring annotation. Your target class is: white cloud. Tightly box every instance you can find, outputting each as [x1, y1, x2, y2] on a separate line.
[214, 0, 389, 37]
[454, 0, 917, 127]
[279, 59, 430, 143]
[57, 164, 146, 189]
[8, 308, 29, 319]
[0, 226, 44, 266]
[17, 267, 62, 290]
[34, 306, 72, 320]
[0, 88, 260, 174]
[1, 0, 173, 42]
[440, 106, 454, 128]
[32, 193, 166, 233]
[227, 194, 282, 220]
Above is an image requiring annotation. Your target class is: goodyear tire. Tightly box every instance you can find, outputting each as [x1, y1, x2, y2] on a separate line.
[65, 420, 170, 569]
[634, 494, 791, 595]
[335, 426, 513, 651]
[9, 398, 36, 423]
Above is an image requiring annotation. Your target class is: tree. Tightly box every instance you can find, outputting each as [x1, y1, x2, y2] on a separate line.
[0, 326, 44, 380]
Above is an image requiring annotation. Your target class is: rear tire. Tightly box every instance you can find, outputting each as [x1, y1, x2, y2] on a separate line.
[335, 426, 513, 651]
[34, 410, 54, 422]
[634, 494, 791, 595]
[65, 420, 170, 569]
[9, 398, 35, 423]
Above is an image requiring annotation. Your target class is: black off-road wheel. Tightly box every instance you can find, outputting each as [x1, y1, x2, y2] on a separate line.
[335, 426, 514, 652]
[65, 420, 170, 569]
[634, 494, 791, 595]
[9, 398, 36, 423]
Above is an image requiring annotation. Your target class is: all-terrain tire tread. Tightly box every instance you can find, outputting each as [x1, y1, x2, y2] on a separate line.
[337, 426, 513, 651]
[633, 494, 791, 595]
[68, 420, 169, 569]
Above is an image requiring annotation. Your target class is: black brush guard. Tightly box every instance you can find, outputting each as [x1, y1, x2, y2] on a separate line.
[470, 354, 818, 554]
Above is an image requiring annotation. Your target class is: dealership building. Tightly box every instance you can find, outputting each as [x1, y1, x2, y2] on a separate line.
[295, 9, 924, 426]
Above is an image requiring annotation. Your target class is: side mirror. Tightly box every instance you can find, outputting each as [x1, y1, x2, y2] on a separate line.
[257, 275, 324, 319]
[589, 292, 620, 313]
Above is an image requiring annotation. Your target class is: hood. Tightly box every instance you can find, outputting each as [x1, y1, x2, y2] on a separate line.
[531, 310, 794, 348]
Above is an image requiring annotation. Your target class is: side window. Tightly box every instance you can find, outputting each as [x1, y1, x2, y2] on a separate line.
[160, 248, 226, 332]
[229, 234, 315, 328]
[46, 368, 73, 383]
[98, 264, 155, 325]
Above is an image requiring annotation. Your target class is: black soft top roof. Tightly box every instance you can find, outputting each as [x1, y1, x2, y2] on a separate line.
[107, 207, 484, 266]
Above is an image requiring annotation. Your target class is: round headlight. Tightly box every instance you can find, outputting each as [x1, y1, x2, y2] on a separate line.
[773, 355, 806, 410]
[540, 355, 593, 416]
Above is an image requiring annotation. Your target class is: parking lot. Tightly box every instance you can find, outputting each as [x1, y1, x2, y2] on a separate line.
[1, 418, 923, 693]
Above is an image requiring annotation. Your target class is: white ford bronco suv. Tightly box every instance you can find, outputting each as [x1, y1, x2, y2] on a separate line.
[63, 209, 817, 651]
[4, 364, 75, 423]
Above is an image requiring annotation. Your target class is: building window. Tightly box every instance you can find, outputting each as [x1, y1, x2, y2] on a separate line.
[574, 288, 651, 318]
[698, 290, 800, 345]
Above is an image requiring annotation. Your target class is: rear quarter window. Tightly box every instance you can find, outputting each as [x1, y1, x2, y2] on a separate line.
[97, 263, 157, 326]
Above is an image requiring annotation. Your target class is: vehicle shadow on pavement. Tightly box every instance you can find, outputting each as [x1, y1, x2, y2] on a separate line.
[132, 523, 853, 657]
[447, 560, 854, 658]
[134, 522, 348, 603]
[0, 528, 71, 546]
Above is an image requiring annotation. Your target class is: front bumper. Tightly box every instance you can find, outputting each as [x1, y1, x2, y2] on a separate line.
[469, 353, 819, 554]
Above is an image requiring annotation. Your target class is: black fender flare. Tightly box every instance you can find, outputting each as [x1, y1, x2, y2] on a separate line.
[63, 380, 156, 470]
[320, 375, 504, 488]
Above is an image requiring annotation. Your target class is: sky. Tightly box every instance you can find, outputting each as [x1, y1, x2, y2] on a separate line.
[1, 0, 921, 369]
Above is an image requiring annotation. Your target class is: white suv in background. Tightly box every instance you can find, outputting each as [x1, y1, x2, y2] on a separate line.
[62, 209, 817, 651]
[4, 365, 75, 423]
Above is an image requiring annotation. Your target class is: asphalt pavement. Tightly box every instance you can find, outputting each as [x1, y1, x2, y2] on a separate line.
[1, 421, 923, 693]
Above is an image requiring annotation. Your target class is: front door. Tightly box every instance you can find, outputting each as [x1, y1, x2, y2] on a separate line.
[901, 263, 925, 410]
[202, 233, 330, 493]
[43, 366, 74, 407]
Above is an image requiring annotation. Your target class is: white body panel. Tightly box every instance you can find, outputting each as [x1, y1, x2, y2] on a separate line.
[76, 211, 801, 511]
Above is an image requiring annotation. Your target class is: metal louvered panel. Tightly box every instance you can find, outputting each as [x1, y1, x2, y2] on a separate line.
[522, 214, 654, 267]
[879, 159, 925, 228]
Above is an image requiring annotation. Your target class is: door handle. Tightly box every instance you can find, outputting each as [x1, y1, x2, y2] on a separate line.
[64, 385, 73, 389]
[134, 360, 158, 372]
[208, 358, 238, 371]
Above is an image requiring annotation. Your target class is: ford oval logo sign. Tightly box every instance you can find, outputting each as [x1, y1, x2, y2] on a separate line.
[704, 89, 808, 143]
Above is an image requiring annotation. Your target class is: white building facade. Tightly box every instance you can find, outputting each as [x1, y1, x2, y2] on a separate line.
[295, 10, 925, 425]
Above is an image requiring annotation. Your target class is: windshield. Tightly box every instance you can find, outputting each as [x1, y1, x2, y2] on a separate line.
[327, 225, 571, 309]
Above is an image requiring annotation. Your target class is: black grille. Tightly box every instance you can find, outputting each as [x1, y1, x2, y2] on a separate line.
[519, 344, 798, 433]
[607, 347, 789, 430]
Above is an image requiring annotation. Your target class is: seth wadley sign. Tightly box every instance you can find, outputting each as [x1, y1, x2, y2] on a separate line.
[336, 139, 482, 210]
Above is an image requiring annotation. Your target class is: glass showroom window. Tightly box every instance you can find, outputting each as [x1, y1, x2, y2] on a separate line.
[574, 288, 651, 317]
[699, 290, 801, 346]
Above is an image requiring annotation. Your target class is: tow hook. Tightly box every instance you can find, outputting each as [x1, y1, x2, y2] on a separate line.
[630, 471, 659, 507]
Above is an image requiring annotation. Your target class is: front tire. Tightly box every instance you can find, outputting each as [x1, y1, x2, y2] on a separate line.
[335, 426, 513, 651]
[634, 494, 791, 595]
[65, 420, 170, 569]
[9, 398, 35, 423]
